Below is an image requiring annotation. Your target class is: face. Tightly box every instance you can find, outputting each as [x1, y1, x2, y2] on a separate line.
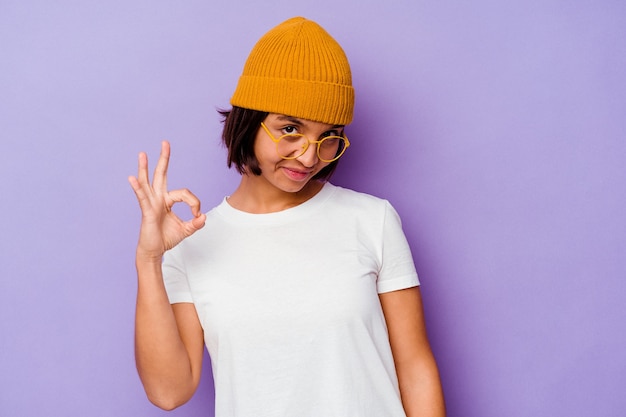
[251, 113, 345, 194]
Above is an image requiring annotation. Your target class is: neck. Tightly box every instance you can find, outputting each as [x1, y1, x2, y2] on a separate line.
[227, 175, 325, 214]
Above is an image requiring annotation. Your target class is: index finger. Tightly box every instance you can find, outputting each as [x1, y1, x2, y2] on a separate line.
[152, 140, 170, 192]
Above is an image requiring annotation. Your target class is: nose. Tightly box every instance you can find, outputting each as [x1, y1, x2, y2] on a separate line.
[296, 139, 319, 168]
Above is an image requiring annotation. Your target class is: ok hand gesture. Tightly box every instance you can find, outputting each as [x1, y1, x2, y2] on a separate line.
[128, 141, 206, 261]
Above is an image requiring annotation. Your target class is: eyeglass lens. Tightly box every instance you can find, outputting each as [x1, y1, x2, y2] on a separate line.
[277, 135, 346, 162]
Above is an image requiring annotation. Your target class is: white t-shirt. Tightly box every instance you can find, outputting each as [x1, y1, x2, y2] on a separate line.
[163, 183, 419, 417]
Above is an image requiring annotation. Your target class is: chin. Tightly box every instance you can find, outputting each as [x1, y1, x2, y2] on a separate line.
[277, 177, 317, 193]
[281, 182, 310, 193]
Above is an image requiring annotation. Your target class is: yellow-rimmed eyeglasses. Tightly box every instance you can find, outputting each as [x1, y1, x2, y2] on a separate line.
[260, 122, 350, 163]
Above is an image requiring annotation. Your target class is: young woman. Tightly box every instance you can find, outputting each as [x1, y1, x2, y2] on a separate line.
[129, 16, 445, 417]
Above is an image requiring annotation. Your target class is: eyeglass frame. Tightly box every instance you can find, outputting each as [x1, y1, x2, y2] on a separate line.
[260, 122, 350, 163]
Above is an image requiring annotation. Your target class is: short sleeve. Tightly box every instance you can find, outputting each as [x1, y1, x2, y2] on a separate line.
[162, 245, 194, 304]
[376, 201, 420, 294]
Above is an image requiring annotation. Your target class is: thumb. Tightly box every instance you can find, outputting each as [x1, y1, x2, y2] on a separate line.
[189, 213, 206, 231]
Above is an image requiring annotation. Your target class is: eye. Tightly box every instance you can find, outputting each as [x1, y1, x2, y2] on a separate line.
[320, 137, 341, 148]
[281, 125, 299, 135]
[321, 130, 342, 138]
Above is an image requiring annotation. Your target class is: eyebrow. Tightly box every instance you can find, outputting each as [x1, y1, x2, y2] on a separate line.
[275, 114, 344, 130]
[276, 115, 304, 126]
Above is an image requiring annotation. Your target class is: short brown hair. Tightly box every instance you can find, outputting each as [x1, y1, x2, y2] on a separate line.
[219, 107, 340, 181]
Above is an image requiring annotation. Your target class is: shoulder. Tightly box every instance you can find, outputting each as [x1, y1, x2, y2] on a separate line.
[328, 183, 408, 225]
[321, 183, 403, 229]
[324, 183, 398, 218]
[325, 183, 389, 209]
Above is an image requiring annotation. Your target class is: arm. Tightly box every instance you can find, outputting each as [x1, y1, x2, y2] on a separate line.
[379, 286, 446, 417]
[129, 141, 206, 410]
[134, 262, 205, 410]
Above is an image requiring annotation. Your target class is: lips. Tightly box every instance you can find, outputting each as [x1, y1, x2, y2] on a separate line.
[282, 167, 312, 181]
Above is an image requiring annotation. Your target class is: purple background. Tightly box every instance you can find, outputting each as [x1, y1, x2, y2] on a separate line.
[1, 1, 625, 416]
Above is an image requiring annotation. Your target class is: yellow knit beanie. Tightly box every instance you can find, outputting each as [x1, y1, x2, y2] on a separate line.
[231, 17, 354, 125]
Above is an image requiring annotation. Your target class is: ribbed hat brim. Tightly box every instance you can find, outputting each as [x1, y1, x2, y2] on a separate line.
[231, 75, 354, 126]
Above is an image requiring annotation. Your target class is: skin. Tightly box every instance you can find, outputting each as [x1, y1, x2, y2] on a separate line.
[129, 141, 205, 410]
[226, 113, 342, 213]
[380, 288, 446, 416]
[129, 113, 446, 415]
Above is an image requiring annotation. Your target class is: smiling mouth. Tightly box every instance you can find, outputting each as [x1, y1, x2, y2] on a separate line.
[282, 167, 312, 181]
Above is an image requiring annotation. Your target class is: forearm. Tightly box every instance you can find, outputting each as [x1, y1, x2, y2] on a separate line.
[397, 354, 446, 417]
[134, 257, 197, 409]
[379, 288, 446, 416]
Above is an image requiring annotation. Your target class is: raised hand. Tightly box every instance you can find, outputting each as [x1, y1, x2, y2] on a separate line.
[128, 141, 206, 261]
